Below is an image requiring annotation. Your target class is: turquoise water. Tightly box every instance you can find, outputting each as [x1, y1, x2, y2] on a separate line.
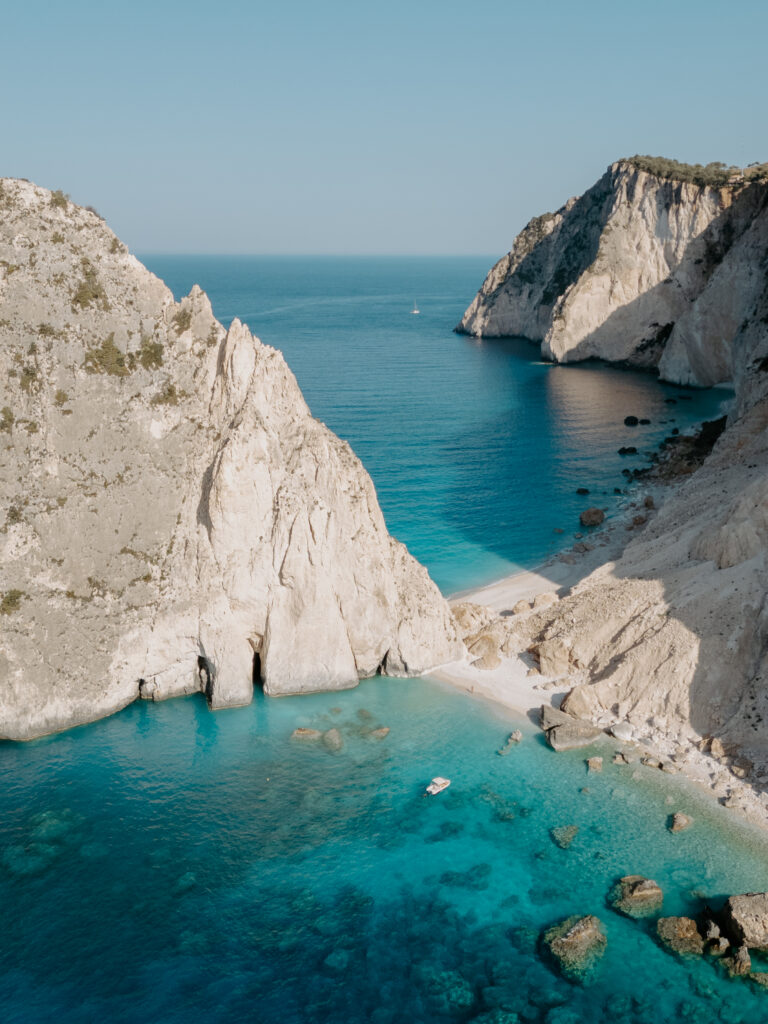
[1, 257, 759, 1022]
[4, 687, 768, 1023]
[143, 256, 727, 593]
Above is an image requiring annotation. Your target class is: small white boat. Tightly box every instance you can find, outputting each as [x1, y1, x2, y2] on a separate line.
[425, 776, 450, 795]
[411, 302, 420, 315]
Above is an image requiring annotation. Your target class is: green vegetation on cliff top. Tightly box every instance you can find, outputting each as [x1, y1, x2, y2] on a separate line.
[625, 155, 768, 188]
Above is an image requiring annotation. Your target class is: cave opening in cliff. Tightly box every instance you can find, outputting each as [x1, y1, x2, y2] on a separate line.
[197, 655, 213, 700]
[252, 651, 263, 690]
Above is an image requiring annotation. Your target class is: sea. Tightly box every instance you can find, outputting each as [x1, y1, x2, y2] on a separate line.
[2, 256, 762, 1024]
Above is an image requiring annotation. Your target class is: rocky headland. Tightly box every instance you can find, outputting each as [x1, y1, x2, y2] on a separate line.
[0, 179, 462, 740]
[445, 157, 768, 826]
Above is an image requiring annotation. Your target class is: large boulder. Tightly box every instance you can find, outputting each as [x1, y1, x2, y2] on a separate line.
[722, 893, 768, 950]
[656, 917, 704, 957]
[540, 704, 603, 752]
[542, 915, 607, 981]
[609, 876, 663, 919]
[531, 638, 572, 677]
[579, 508, 605, 528]
[450, 600, 496, 639]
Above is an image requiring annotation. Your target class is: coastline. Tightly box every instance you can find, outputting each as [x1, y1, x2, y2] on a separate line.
[431, 469, 768, 835]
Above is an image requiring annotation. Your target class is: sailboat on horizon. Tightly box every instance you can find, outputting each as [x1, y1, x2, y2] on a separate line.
[411, 301, 420, 315]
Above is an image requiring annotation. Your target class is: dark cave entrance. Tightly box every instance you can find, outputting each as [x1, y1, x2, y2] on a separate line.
[252, 651, 263, 691]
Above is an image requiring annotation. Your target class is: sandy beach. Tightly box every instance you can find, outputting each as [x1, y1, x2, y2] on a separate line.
[431, 489, 635, 720]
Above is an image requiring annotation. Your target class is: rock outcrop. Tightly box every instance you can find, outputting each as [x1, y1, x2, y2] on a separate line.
[609, 876, 663, 919]
[722, 893, 768, 950]
[458, 160, 768, 794]
[542, 915, 607, 981]
[457, 159, 768, 387]
[656, 917, 705, 957]
[0, 179, 462, 740]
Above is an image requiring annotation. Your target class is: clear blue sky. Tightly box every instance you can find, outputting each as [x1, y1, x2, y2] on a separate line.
[4, 0, 766, 254]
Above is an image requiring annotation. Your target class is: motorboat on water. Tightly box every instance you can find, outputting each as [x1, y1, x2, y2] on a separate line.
[425, 776, 450, 795]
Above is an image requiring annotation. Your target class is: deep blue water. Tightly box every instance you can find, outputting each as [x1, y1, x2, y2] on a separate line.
[2, 257, 761, 1024]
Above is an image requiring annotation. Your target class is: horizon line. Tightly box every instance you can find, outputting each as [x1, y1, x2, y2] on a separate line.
[135, 251, 502, 259]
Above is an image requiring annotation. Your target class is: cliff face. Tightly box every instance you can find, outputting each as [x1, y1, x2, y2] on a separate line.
[458, 161, 768, 387]
[0, 179, 462, 740]
[477, 168, 768, 778]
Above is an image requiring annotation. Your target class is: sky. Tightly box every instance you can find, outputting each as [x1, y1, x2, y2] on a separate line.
[3, 0, 767, 255]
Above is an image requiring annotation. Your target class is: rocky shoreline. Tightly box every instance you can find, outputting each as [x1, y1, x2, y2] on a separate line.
[434, 413, 768, 835]
[542, 880, 768, 991]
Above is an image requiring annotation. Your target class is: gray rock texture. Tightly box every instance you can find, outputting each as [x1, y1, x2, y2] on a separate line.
[722, 893, 768, 950]
[458, 160, 768, 387]
[0, 179, 462, 740]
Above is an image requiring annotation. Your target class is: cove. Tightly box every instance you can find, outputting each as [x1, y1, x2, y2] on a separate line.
[0, 257, 755, 1024]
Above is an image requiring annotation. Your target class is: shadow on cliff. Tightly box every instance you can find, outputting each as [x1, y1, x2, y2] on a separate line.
[442, 184, 768, 583]
[454, 184, 768, 810]
[545, 181, 768, 371]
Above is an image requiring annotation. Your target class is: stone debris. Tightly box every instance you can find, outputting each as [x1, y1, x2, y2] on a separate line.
[539, 704, 603, 752]
[656, 917, 705, 957]
[496, 730, 523, 756]
[579, 508, 605, 527]
[291, 728, 323, 742]
[669, 812, 693, 833]
[542, 915, 607, 981]
[722, 892, 768, 950]
[609, 875, 663, 919]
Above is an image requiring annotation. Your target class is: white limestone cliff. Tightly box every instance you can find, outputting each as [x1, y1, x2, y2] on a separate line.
[490, 231, 768, 787]
[0, 179, 462, 740]
[458, 160, 768, 387]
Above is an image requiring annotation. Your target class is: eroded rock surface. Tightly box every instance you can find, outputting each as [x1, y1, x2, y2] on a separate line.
[458, 159, 768, 388]
[542, 915, 607, 981]
[657, 916, 705, 957]
[0, 179, 462, 739]
[722, 893, 768, 950]
[609, 875, 663, 919]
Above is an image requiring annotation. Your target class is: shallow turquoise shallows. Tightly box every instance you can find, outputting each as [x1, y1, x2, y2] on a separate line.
[2, 257, 761, 1024]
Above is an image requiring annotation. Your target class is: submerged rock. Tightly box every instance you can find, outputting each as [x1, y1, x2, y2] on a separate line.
[656, 916, 704, 957]
[723, 945, 752, 978]
[542, 914, 607, 981]
[550, 825, 579, 850]
[497, 730, 523, 756]
[369, 727, 390, 740]
[414, 966, 475, 1016]
[609, 875, 663, 919]
[579, 508, 605, 527]
[322, 728, 343, 753]
[669, 812, 693, 833]
[291, 727, 323, 741]
[586, 756, 603, 773]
